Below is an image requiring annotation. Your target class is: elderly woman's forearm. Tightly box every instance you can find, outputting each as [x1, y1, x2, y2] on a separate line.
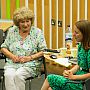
[30, 51, 44, 60]
[1, 48, 15, 59]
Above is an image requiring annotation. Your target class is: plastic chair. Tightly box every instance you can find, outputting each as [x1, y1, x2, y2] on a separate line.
[25, 56, 47, 90]
[65, 78, 90, 90]
[0, 29, 6, 90]
[0, 29, 47, 90]
[0, 69, 4, 90]
[0, 52, 6, 90]
[0, 29, 4, 48]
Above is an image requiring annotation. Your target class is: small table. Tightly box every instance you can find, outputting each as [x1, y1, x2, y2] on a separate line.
[44, 53, 74, 75]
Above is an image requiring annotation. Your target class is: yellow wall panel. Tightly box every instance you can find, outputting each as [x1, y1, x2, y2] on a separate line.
[1, 0, 6, 19]
[72, 0, 77, 47]
[65, 0, 70, 28]
[28, 0, 34, 12]
[52, 0, 57, 49]
[37, 0, 42, 29]
[10, 0, 16, 19]
[58, 0, 63, 48]
[44, 0, 50, 48]
[20, 0, 25, 7]
[80, 0, 85, 20]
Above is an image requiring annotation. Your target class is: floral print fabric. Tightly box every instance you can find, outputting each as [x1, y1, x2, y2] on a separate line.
[1, 25, 47, 76]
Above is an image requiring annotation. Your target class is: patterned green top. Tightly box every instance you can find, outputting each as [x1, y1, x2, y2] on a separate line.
[47, 43, 90, 90]
[1, 25, 47, 76]
[77, 43, 90, 71]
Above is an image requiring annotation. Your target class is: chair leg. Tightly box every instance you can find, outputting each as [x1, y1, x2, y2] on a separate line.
[29, 79, 31, 90]
[1, 76, 4, 90]
[83, 84, 86, 90]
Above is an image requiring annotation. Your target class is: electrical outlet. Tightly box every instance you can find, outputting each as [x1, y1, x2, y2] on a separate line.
[58, 20, 62, 27]
[51, 19, 56, 26]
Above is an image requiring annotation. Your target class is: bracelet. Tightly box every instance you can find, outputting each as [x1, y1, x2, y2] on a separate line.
[30, 55, 33, 60]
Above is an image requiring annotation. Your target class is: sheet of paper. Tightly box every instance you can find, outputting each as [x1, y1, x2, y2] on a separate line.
[55, 58, 71, 67]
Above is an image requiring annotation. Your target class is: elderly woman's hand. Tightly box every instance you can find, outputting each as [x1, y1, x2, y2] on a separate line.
[19, 56, 32, 63]
[11, 55, 20, 63]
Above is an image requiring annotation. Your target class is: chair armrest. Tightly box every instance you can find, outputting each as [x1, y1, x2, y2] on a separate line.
[44, 49, 60, 53]
[65, 78, 90, 90]
[0, 52, 6, 59]
[65, 80, 85, 85]
[38, 56, 45, 61]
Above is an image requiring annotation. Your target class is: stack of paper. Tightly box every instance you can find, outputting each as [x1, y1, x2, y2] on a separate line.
[55, 58, 71, 67]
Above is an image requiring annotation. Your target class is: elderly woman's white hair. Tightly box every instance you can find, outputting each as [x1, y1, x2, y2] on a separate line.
[13, 7, 34, 26]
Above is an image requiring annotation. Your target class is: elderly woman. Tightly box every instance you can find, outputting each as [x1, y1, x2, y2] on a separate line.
[1, 7, 47, 90]
[41, 20, 90, 90]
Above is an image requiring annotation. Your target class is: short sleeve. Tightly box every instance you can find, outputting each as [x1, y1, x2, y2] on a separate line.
[37, 30, 47, 51]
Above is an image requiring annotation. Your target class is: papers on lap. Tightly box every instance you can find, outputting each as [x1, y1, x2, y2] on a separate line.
[55, 58, 71, 67]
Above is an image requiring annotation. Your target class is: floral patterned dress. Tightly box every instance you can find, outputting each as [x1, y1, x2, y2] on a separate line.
[1, 25, 47, 77]
[47, 43, 90, 90]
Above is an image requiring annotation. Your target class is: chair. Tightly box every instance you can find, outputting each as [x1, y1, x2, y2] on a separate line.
[25, 56, 47, 90]
[0, 63, 5, 90]
[0, 28, 47, 90]
[0, 29, 4, 48]
[65, 78, 90, 90]
[44, 49, 60, 53]
[0, 29, 6, 90]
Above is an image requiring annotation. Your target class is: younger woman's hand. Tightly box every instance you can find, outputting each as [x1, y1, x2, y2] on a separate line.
[68, 71, 76, 80]
[63, 70, 71, 78]
[63, 70, 76, 80]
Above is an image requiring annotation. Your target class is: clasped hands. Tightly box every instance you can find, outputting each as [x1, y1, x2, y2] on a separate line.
[63, 70, 76, 80]
[11, 55, 32, 63]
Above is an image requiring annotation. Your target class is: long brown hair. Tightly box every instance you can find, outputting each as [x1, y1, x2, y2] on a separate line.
[75, 20, 90, 50]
